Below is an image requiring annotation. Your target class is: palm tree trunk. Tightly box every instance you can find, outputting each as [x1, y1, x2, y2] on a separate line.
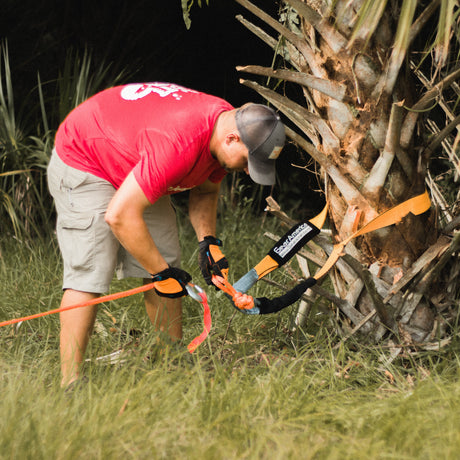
[234, 0, 460, 344]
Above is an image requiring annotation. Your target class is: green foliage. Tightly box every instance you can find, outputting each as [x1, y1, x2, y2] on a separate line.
[0, 41, 54, 239]
[1, 210, 460, 458]
[0, 40, 125, 241]
[57, 48, 127, 123]
[181, 0, 210, 29]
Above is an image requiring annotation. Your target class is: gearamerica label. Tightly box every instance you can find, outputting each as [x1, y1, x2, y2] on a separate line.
[273, 223, 314, 259]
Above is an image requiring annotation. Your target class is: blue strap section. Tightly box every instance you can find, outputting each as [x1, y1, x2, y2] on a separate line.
[233, 269, 259, 293]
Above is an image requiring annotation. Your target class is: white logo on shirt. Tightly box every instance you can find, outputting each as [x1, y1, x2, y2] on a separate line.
[121, 83, 198, 101]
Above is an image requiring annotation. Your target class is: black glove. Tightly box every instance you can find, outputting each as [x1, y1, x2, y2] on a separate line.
[151, 266, 192, 298]
[198, 236, 229, 285]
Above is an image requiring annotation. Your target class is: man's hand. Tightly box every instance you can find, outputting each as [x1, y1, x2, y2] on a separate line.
[198, 236, 229, 285]
[151, 266, 192, 298]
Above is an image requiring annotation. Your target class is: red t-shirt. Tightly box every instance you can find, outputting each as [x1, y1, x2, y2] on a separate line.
[55, 83, 231, 203]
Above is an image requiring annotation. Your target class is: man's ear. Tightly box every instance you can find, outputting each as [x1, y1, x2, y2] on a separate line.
[225, 132, 240, 146]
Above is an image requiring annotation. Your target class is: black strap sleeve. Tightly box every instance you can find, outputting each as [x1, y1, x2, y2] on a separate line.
[255, 278, 317, 314]
[267, 222, 320, 267]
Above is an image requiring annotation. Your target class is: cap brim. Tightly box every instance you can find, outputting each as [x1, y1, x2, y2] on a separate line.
[248, 156, 276, 186]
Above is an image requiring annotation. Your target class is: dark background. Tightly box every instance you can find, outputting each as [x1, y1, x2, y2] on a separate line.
[1, 0, 322, 217]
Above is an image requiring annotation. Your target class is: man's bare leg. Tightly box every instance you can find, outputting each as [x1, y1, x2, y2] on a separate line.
[59, 289, 99, 387]
[143, 279, 182, 340]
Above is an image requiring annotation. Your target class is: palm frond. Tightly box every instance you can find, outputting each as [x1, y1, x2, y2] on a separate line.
[372, 0, 417, 97]
[434, 0, 457, 67]
[347, 0, 389, 49]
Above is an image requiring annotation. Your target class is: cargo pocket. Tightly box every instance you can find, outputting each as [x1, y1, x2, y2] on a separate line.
[57, 215, 95, 272]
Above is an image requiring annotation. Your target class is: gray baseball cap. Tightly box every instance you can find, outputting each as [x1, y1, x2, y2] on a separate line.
[235, 104, 285, 186]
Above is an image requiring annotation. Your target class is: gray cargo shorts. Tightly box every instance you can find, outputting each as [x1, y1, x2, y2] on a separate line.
[47, 149, 181, 293]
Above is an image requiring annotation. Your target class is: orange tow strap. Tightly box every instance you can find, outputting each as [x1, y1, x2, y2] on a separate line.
[187, 291, 211, 353]
[313, 190, 431, 280]
[211, 190, 431, 313]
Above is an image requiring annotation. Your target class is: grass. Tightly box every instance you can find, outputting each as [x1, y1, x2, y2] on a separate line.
[0, 205, 460, 459]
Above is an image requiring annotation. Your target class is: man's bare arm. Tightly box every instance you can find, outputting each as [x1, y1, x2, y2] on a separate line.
[188, 180, 221, 240]
[105, 172, 169, 275]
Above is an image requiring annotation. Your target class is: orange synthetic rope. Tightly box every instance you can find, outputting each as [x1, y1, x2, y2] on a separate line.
[0, 280, 211, 353]
[211, 275, 254, 310]
[0, 282, 157, 328]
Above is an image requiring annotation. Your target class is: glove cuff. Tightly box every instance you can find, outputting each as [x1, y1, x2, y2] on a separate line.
[199, 235, 222, 247]
[151, 266, 174, 282]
